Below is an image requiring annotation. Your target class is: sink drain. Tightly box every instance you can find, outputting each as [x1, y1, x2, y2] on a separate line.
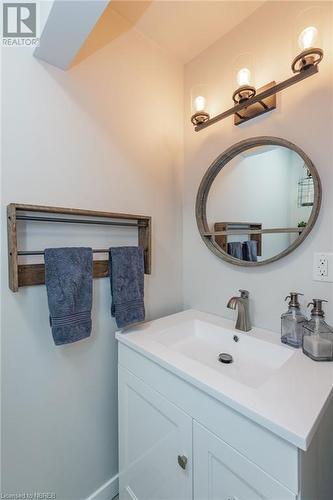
[218, 353, 233, 364]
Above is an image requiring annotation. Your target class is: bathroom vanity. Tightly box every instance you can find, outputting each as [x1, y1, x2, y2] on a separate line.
[117, 310, 333, 500]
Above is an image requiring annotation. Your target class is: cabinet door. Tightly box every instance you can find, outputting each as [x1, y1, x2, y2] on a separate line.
[119, 366, 192, 500]
[194, 422, 296, 500]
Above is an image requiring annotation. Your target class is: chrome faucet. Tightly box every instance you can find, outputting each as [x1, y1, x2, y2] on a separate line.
[227, 290, 252, 332]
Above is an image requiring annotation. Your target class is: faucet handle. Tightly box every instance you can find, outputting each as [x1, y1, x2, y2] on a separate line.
[239, 289, 249, 299]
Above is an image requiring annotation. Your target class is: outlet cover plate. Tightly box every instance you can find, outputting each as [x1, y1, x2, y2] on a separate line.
[313, 253, 333, 282]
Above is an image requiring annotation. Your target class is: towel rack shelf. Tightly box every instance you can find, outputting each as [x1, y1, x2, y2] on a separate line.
[18, 249, 111, 256]
[16, 215, 145, 227]
[204, 227, 304, 236]
[212, 222, 262, 257]
[7, 203, 152, 292]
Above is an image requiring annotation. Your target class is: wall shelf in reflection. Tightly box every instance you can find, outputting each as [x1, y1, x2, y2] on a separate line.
[203, 227, 305, 236]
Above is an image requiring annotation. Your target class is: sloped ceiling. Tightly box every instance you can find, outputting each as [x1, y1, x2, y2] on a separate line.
[35, 1, 265, 69]
[111, 1, 264, 63]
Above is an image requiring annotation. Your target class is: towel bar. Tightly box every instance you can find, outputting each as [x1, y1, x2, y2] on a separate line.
[16, 214, 146, 227]
[7, 203, 152, 291]
[18, 249, 110, 256]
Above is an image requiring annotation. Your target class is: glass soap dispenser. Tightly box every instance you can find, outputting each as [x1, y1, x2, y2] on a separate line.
[303, 299, 333, 361]
[281, 292, 306, 348]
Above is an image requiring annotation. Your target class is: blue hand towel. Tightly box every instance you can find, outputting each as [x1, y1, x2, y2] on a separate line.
[243, 240, 258, 262]
[227, 242, 243, 260]
[109, 246, 145, 329]
[44, 247, 93, 345]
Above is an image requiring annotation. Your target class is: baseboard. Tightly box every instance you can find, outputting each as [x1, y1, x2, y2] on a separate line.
[86, 474, 119, 500]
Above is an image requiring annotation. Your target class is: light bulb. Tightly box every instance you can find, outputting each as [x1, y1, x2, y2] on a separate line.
[237, 68, 251, 87]
[194, 95, 206, 112]
[298, 26, 318, 50]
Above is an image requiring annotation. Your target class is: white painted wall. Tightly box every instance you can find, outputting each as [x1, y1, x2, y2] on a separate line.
[1, 10, 183, 500]
[183, 1, 333, 331]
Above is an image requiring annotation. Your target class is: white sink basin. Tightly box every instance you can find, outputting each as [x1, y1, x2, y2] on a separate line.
[116, 310, 333, 449]
[153, 319, 293, 388]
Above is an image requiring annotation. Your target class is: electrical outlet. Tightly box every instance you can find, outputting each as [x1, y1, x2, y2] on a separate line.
[313, 253, 333, 282]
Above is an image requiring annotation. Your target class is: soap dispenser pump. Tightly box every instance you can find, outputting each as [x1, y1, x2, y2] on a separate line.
[281, 292, 306, 348]
[302, 299, 333, 361]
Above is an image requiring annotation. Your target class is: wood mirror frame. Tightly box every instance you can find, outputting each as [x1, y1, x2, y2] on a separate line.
[195, 136, 322, 267]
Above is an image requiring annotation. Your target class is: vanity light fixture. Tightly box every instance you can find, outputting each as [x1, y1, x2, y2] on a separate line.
[292, 26, 323, 73]
[232, 68, 256, 104]
[192, 25, 324, 131]
[191, 95, 210, 125]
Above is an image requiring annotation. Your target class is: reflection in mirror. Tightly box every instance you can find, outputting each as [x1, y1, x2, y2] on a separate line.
[206, 145, 314, 262]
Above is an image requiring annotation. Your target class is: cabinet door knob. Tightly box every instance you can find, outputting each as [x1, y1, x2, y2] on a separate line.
[177, 454, 188, 470]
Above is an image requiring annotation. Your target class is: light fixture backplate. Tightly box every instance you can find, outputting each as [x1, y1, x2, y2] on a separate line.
[234, 81, 276, 125]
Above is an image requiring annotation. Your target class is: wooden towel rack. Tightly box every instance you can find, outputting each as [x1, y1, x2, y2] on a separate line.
[213, 222, 262, 257]
[7, 203, 152, 292]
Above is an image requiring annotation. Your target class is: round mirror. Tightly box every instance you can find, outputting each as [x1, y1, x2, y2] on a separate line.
[196, 137, 321, 266]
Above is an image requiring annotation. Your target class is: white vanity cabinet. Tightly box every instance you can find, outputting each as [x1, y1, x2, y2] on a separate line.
[117, 310, 333, 500]
[193, 423, 295, 500]
[118, 346, 300, 500]
[118, 366, 193, 500]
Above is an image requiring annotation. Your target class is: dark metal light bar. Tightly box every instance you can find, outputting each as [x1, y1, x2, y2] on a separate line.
[195, 65, 318, 132]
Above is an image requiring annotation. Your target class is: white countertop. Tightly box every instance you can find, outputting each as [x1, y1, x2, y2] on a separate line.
[116, 309, 333, 450]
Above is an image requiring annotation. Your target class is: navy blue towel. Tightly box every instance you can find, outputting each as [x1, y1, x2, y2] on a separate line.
[243, 240, 258, 262]
[44, 247, 93, 345]
[109, 246, 145, 329]
[227, 242, 243, 260]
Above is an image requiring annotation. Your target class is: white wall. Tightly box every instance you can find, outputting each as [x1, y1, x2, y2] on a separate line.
[1, 9, 183, 499]
[183, 1, 333, 331]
